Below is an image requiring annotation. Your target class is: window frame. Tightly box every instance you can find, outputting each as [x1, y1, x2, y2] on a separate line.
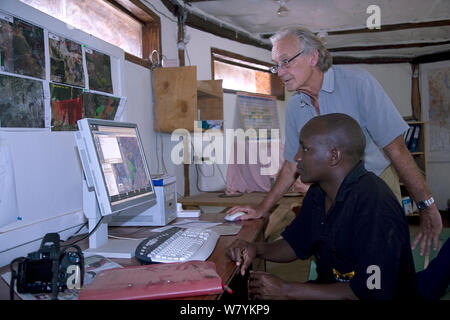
[100, 0, 162, 69]
[211, 47, 285, 100]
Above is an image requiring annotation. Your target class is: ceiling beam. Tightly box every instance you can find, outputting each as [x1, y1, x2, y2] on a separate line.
[412, 50, 450, 64]
[327, 19, 450, 35]
[329, 40, 450, 52]
[333, 56, 413, 64]
[261, 19, 450, 39]
[159, 0, 271, 50]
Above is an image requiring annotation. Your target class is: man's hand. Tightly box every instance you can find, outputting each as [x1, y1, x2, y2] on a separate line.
[225, 205, 265, 221]
[226, 239, 257, 276]
[248, 271, 288, 300]
[383, 135, 443, 257]
[411, 205, 443, 256]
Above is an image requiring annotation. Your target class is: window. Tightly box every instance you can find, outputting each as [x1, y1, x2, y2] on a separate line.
[211, 48, 284, 100]
[19, 0, 160, 66]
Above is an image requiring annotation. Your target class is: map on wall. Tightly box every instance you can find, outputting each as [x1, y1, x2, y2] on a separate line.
[50, 83, 83, 131]
[83, 91, 120, 120]
[237, 92, 279, 139]
[425, 66, 450, 162]
[86, 48, 113, 93]
[0, 74, 45, 128]
[0, 14, 45, 79]
[49, 33, 84, 87]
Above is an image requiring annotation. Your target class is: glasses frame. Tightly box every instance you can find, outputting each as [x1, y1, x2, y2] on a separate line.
[269, 49, 305, 74]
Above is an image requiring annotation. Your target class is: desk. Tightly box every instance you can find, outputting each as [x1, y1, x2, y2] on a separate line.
[0, 211, 264, 300]
[1, 192, 303, 300]
[179, 191, 302, 209]
[180, 192, 304, 241]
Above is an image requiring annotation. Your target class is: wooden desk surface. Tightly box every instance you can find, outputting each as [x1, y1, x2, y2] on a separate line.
[0, 212, 264, 300]
[179, 191, 303, 210]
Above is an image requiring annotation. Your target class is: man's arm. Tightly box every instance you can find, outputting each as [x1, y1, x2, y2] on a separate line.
[383, 135, 442, 256]
[226, 238, 297, 276]
[226, 160, 298, 220]
[248, 272, 358, 300]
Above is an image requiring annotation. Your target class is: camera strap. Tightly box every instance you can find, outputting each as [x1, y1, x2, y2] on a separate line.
[9, 257, 26, 300]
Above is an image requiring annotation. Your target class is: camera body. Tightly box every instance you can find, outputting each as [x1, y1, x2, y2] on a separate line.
[15, 233, 84, 294]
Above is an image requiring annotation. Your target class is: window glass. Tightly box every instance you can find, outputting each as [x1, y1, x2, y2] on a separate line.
[20, 0, 142, 57]
[212, 48, 284, 100]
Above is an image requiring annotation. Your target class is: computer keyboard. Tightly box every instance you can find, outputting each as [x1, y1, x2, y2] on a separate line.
[135, 227, 219, 264]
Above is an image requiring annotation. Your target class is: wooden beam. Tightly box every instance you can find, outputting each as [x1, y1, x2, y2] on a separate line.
[329, 40, 450, 52]
[332, 56, 413, 64]
[159, 0, 270, 51]
[327, 19, 450, 35]
[261, 19, 450, 39]
[212, 47, 273, 68]
[411, 64, 421, 121]
[172, 4, 190, 197]
[412, 50, 450, 64]
[111, 0, 160, 23]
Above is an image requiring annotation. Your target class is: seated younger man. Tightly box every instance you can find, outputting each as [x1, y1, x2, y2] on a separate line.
[226, 113, 419, 299]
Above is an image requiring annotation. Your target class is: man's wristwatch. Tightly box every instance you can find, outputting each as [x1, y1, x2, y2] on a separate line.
[416, 197, 435, 210]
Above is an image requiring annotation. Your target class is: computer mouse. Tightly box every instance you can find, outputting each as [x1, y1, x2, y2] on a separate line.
[224, 211, 246, 222]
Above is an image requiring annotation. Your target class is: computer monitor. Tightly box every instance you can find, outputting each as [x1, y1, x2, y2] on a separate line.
[75, 118, 157, 258]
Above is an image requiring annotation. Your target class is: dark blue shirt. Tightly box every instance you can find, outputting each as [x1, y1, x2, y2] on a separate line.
[282, 162, 419, 300]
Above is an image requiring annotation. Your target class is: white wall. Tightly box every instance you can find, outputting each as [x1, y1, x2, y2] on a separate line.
[352, 63, 413, 118]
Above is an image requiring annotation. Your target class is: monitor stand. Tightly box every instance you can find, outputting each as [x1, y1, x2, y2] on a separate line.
[82, 179, 141, 259]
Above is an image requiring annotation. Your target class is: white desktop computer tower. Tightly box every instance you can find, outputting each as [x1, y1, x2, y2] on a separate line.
[109, 174, 177, 226]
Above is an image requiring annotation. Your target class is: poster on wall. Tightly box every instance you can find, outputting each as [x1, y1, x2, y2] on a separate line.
[236, 92, 279, 139]
[82, 91, 122, 120]
[49, 33, 84, 87]
[0, 73, 45, 128]
[86, 48, 113, 94]
[0, 13, 45, 79]
[50, 83, 83, 131]
[420, 61, 450, 162]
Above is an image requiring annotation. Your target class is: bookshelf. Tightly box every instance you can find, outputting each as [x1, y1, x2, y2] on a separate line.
[400, 120, 427, 216]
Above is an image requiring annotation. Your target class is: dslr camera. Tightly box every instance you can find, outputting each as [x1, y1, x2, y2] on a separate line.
[10, 233, 84, 299]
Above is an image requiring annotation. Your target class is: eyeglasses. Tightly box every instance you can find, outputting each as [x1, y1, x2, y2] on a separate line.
[269, 50, 304, 74]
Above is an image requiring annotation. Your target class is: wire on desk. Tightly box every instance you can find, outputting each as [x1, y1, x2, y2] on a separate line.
[61, 216, 105, 250]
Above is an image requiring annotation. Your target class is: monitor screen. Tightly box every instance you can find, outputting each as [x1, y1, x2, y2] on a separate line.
[76, 118, 156, 216]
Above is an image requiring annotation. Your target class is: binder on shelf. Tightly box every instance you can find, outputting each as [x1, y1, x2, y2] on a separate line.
[404, 125, 414, 148]
[401, 197, 413, 215]
[408, 124, 420, 152]
[77, 260, 223, 300]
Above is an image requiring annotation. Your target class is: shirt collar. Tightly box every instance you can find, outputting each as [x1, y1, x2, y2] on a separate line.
[335, 161, 367, 202]
[309, 161, 367, 206]
[321, 67, 334, 93]
[295, 67, 335, 106]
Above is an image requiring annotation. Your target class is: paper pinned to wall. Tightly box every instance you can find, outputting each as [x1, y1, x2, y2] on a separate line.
[0, 138, 19, 228]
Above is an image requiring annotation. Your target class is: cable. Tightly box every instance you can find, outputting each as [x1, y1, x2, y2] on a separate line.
[61, 216, 105, 250]
[9, 257, 26, 300]
[150, 64, 168, 175]
[185, 45, 191, 66]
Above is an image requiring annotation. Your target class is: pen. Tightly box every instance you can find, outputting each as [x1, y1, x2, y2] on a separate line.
[222, 283, 233, 295]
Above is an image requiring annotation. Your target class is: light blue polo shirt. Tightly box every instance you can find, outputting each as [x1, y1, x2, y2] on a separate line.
[284, 65, 409, 176]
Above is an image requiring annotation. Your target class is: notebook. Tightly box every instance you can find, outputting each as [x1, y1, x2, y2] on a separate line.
[77, 260, 223, 300]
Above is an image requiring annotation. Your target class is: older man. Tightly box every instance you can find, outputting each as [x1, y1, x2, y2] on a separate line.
[227, 26, 441, 256]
